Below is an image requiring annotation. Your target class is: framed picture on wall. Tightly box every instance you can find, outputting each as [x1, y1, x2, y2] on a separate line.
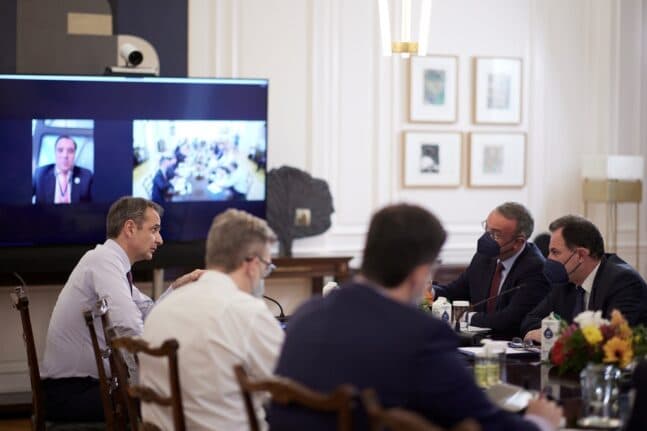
[473, 57, 522, 124]
[403, 132, 462, 187]
[410, 56, 458, 122]
[468, 132, 525, 187]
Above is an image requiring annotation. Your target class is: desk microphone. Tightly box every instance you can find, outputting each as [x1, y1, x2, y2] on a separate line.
[454, 284, 524, 333]
[263, 295, 287, 322]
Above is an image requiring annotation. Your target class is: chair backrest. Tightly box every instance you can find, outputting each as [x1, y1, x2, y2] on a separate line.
[83, 297, 128, 431]
[111, 336, 186, 431]
[10, 286, 46, 431]
[361, 389, 481, 431]
[234, 364, 355, 431]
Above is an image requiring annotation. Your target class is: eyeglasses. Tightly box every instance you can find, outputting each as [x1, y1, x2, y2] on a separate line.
[249, 255, 276, 278]
[481, 220, 505, 241]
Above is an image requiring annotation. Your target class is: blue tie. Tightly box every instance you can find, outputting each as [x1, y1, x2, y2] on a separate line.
[572, 285, 586, 318]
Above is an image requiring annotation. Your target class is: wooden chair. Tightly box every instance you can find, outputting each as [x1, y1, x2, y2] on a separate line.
[234, 364, 356, 431]
[83, 297, 128, 431]
[110, 336, 186, 431]
[10, 286, 104, 431]
[361, 389, 481, 431]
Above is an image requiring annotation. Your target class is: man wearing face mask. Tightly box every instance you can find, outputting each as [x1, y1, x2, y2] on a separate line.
[139, 209, 284, 430]
[433, 202, 550, 338]
[522, 215, 647, 342]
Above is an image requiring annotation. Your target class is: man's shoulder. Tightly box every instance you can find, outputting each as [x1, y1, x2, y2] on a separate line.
[73, 165, 93, 179]
[34, 164, 54, 177]
[599, 254, 646, 286]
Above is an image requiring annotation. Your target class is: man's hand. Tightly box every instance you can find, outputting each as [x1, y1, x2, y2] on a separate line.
[526, 397, 563, 429]
[524, 328, 542, 344]
[170, 269, 205, 290]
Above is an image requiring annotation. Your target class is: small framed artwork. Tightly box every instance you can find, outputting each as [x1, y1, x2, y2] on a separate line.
[410, 56, 458, 122]
[473, 57, 522, 124]
[468, 133, 526, 187]
[403, 132, 462, 187]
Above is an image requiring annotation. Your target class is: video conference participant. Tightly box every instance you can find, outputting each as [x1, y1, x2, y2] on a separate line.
[40, 196, 202, 422]
[151, 154, 177, 204]
[522, 215, 647, 342]
[433, 202, 550, 338]
[33, 135, 93, 204]
[141, 209, 284, 430]
[270, 203, 562, 431]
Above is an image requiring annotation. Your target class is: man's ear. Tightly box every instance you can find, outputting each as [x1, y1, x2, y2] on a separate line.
[123, 219, 136, 238]
[577, 247, 590, 259]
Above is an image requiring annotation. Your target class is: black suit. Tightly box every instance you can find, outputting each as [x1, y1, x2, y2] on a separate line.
[33, 164, 93, 204]
[270, 284, 542, 431]
[435, 242, 549, 338]
[520, 254, 647, 335]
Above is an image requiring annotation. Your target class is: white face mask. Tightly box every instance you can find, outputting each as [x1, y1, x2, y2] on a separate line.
[252, 278, 265, 298]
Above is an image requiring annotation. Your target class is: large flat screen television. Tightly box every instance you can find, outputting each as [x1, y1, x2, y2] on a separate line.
[0, 74, 268, 260]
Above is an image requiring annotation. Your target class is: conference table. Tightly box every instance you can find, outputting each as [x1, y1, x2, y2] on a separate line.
[459, 333, 634, 429]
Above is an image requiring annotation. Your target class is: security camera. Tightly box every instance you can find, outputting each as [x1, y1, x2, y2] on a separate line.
[120, 43, 143, 67]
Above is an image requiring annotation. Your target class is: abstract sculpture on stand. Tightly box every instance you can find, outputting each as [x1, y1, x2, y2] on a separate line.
[267, 166, 334, 257]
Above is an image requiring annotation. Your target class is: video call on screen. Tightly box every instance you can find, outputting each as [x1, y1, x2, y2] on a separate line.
[0, 76, 268, 246]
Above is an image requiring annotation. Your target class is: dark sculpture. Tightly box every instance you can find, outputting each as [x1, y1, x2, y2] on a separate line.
[267, 166, 334, 257]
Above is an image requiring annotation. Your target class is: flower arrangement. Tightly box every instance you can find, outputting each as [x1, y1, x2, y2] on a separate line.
[550, 309, 647, 374]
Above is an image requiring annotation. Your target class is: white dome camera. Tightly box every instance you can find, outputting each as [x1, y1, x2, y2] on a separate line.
[120, 43, 143, 67]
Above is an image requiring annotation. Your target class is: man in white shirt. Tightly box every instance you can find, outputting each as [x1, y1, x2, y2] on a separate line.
[140, 209, 284, 431]
[41, 196, 201, 422]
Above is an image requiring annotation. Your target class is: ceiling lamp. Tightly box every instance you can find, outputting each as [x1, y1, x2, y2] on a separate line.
[378, 0, 432, 57]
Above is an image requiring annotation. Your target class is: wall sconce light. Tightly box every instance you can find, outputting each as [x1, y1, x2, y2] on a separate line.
[378, 0, 432, 57]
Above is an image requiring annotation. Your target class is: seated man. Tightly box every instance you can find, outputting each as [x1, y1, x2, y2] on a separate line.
[270, 203, 562, 431]
[522, 215, 647, 341]
[434, 202, 550, 338]
[40, 196, 201, 422]
[140, 209, 284, 430]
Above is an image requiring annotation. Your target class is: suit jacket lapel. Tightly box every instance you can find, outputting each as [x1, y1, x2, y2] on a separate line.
[44, 168, 56, 203]
[588, 255, 608, 310]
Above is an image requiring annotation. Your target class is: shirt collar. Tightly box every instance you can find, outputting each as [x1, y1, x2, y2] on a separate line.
[499, 241, 526, 270]
[103, 239, 132, 274]
[581, 261, 601, 294]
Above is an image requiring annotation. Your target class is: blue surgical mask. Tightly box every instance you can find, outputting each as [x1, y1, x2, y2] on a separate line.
[543, 251, 579, 284]
[477, 232, 501, 258]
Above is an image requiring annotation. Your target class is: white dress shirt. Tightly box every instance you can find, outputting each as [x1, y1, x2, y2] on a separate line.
[41, 239, 155, 379]
[580, 261, 601, 310]
[140, 270, 284, 431]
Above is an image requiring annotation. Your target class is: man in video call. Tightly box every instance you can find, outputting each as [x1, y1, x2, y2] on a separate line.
[522, 215, 647, 342]
[432, 202, 550, 338]
[270, 203, 562, 431]
[151, 153, 176, 204]
[40, 196, 202, 422]
[33, 135, 93, 204]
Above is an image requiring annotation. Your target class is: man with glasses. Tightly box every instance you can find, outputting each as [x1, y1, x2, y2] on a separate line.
[522, 215, 647, 342]
[140, 209, 284, 430]
[433, 202, 550, 338]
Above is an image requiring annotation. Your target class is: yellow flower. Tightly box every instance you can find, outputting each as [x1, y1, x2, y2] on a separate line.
[603, 336, 633, 368]
[610, 309, 628, 327]
[581, 325, 603, 345]
[617, 323, 633, 340]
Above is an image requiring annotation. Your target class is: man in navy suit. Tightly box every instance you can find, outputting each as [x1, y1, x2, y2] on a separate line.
[33, 135, 93, 204]
[434, 202, 550, 338]
[270, 203, 562, 431]
[151, 154, 176, 204]
[522, 215, 647, 342]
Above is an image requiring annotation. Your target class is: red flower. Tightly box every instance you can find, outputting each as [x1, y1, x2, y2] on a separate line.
[550, 339, 566, 366]
[600, 324, 615, 340]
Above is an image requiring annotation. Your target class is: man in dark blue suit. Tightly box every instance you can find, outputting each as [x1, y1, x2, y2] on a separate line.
[270, 203, 562, 431]
[151, 154, 176, 204]
[33, 136, 93, 204]
[522, 215, 647, 342]
[434, 202, 550, 338]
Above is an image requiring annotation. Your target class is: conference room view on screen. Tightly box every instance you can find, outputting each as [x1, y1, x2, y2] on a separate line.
[132, 120, 267, 204]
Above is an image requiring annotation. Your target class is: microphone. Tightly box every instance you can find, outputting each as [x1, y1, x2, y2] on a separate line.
[454, 284, 524, 332]
[263, 295, 287, 322]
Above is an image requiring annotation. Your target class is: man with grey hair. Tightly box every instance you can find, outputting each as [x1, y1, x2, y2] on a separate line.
[434, 202, 550, 338]
[41, 196, 202, 422]
[140, 209, 284, 430]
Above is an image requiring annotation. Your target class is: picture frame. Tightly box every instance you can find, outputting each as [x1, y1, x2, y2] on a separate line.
[403, 132, 462, 187]
[473, 57, 522, 124]
[468, 132, 526, 187]
[410, 56, 458, 122]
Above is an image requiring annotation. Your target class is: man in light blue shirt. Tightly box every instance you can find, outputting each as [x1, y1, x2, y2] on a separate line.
[40, 196, 201, 422]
